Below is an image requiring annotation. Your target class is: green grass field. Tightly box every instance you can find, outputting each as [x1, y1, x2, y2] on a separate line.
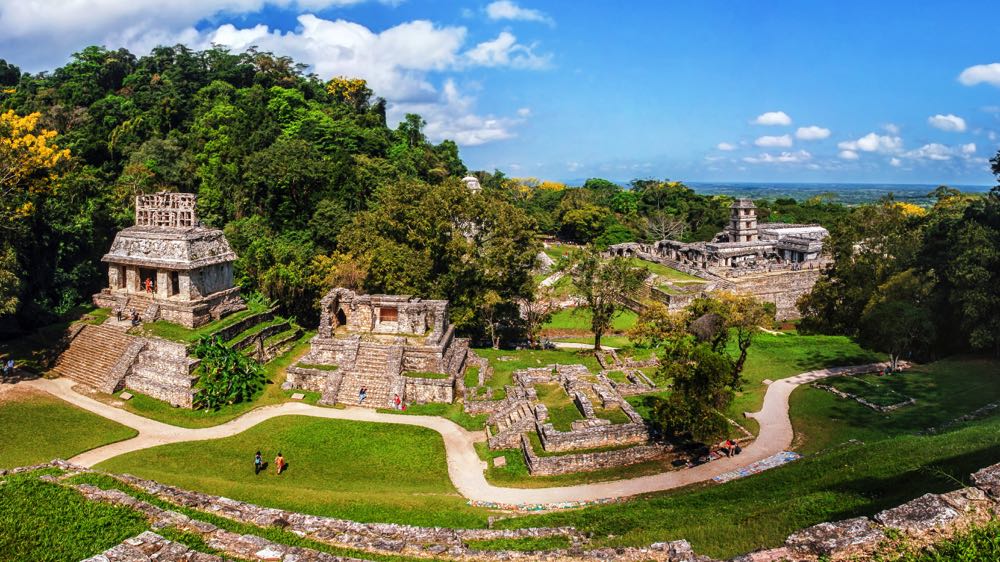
[626, 258, 705, 282]
[790, 356, 1000, 454]
[118, 333, 314, 428]
[535, 382, 583, 431]
[95, 415, 491, 528]
[473, 347, 602, 398]
[723, 331, 884, 435]
[0, 391, 137, 469]
[135, 308, 259, 343]
[0, 472, 149, 561]
[543, 307, 638, 333]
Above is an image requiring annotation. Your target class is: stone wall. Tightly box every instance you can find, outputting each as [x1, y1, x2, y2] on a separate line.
[537, 419, 650, 452]
[404, 376, 455, 404]
[727, 268, 821, 320]
[521, 434, 669, 476]
[125, 337, 197, 408]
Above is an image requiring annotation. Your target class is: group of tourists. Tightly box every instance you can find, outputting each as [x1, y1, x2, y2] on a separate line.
[720, 439, 742, 458]
[254, 450, 286, 475]
[114, 306, 141, 326]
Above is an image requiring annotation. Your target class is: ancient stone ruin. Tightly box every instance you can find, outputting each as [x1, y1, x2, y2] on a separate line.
[606, 198, 829, 319]
[51, 192, 302, 408]
[93, 192, 243, 328]
[284, 288, 468, 409]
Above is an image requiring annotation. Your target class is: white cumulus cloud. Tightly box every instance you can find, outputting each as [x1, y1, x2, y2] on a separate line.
[716, 142, 736, 151]
[889, 157, 902, 167]
[959, 63, 1000, 87]
[464, 30, 550, 69]
[742, 150, 811, 164]
[795, 126, 831, 140]
[838, 150, 859, 160]
[485, 1, 553, 24]
[838, 133, 903, 154]
[752, 111, 792, 126]
[755, 134, 793, 148]
[927, 114, 967, 132]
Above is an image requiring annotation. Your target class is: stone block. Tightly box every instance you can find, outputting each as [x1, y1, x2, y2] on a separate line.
[971, 463, 1000, 497]
[493, 456, 507, 468]
[875, 493, 960, 533]
[119, 392, 133, 400]
[785, 517, 884, 556]
[291, 393, 305, 400]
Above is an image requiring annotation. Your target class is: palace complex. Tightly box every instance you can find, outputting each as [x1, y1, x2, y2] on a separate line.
[608, 198, 829, 319]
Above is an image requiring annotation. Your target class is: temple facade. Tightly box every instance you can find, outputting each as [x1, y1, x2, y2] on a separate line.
[286, 288, 468, 409]
[93, 192, 244, 327]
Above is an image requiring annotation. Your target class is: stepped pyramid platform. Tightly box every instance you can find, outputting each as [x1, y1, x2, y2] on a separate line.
[51, 324, 145, 394]
[286, 288, 467, 408]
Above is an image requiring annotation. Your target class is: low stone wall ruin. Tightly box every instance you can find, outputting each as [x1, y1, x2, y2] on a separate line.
[125, 337, 197, 408]
[537, 419, 650, 453]
[404, 376, 455, 404]
[521, 434, 669, 476]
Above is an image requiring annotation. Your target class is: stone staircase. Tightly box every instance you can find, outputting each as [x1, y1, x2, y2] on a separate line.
[51, 324, 141, 393]
[334, 342, 402, 408]
[487, 399, 536, 449]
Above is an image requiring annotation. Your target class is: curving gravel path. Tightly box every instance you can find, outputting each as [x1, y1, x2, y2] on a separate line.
[22, 362, 890, 505]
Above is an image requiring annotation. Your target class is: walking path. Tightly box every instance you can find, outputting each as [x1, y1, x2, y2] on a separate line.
[20, 361, 890, 505]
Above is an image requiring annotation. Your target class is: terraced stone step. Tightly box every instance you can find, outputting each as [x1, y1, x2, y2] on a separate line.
[51, 324, 139, 392]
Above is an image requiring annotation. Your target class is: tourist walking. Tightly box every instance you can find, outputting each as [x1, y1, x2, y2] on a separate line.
[275, 452, 286, 475]
[393, 393, 401, 410]
[359, 387, 367, 404]
[254, 451, 263, 475]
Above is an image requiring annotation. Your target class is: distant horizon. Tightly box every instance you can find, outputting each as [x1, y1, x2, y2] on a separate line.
[551, 178, 995, 191]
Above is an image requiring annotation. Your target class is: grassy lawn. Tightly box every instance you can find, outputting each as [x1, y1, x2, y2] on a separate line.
[535, 383, 582, 431]
[544, 307, 638, 333]
[542, 243, 574, 261]
[376, 400, 487, 432]
[96, 415, 491, 528]
[0, 472, 149, 561]
[549, 335, 632, 348]
[594, 405, 632, 424]
[118, 333, 315, 428]
[473, 347, 601, 398]
[824, 373, 912, 407]
[790, 356, 1000, 454]
[626, 258, 705, 282]
[134, 306, 262, 343]
[0, 390, 138, 469]
[402, 370, 450, 379]
[723, 331, 884, 436]
[65, 473, 426, 562]
[498, 408, 1000, 558]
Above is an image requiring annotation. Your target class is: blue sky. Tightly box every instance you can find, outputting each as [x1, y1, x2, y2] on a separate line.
[2, 0, 998, 185]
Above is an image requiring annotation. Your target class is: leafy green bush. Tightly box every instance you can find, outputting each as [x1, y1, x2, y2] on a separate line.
[192, 335, 265, 410]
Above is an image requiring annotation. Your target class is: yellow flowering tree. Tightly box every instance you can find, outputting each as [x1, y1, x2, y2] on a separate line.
[325, 77, 374, 111]
[0, 110, 71, 223]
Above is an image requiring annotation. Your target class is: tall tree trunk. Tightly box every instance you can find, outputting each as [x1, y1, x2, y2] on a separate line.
[594, 329, 603, 351]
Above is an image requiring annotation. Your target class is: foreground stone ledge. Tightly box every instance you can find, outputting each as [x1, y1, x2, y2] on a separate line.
[784, 517, 884, 557]
[82, 530, 223, 562]
[971, 462, 1000, 498]
[875, 493, 961, 534]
